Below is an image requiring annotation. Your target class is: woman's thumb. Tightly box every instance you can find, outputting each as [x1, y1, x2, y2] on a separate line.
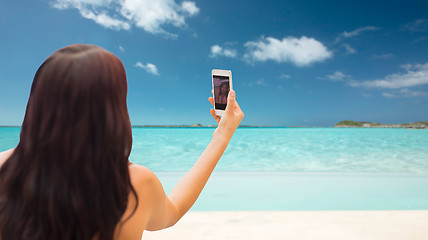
[225, 90, 235, 111]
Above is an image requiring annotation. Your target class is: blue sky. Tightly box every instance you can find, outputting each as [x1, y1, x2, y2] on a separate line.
[0, 0, 428, 126]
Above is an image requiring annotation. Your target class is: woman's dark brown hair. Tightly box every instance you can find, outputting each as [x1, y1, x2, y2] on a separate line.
[0, 44, 137, 240]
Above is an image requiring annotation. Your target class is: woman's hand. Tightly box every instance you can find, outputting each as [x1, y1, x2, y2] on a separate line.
[208, 90, 244, 139]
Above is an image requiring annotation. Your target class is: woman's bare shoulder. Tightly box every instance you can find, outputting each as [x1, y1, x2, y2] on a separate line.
[0, 148, 15, 167]
[116, 164, 159, 240]
[127, 164, 166, 219]
[128, 164, 159, 188]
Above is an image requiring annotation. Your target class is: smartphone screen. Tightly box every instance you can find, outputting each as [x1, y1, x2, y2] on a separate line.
[213, 75, 230, 110]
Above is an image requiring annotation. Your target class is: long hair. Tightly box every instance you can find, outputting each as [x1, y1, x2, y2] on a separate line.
[219, 82, 229, 96]
[0, 44, 137, 240]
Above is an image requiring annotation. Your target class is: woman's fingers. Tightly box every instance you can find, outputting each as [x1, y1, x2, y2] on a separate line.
[225, 90, 235, 113]
[209, 90, 220, 123]
[210, 109, 220, 123]
[208, 97, 214, 107]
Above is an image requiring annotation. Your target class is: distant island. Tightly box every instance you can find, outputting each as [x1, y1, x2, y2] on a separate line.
[335, 120, 428, 129]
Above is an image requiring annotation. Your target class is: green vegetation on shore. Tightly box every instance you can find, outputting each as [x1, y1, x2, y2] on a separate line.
[335, 121, 378, 127]
[335, 120, 428, 129]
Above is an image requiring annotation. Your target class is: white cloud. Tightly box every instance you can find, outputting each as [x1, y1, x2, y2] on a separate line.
[400, 64, 413, 71]
[224, 41, 238, 46]
[413, 36, 428, 43]
[343, 44, 356, 54]
[210, 45, 237, 58]
[80, 8, 131, 30]
[249, 79, 269, 86]
[349, 63, 428, 89]
[53, 0, 109, 9]
[118, 45, 125, 52]
[51, 0, 199, 34]
[279, 74, 291, 79]
[382, 89, 428, 98]
[401, 19, 428, 32]
[335, 26, 378, 42]
[326, 71, 351, 82]
[244, 36, 332, 67]
[341, 26, 378, 38]
[181, 1, 199, 15]
[135, 62, 159, 75]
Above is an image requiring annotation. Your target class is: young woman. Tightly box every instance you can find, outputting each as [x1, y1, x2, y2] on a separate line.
[0, 44, 244, 240]
[218, 82, 229, 104]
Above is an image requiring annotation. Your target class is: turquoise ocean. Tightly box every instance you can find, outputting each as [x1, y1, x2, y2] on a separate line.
[1, 127, 428, 210]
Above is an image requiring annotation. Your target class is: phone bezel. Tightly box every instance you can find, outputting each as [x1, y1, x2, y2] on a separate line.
[212, 69, 233, 116]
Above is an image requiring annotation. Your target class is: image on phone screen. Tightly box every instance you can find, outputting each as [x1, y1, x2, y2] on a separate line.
[213, 75, 230, 110]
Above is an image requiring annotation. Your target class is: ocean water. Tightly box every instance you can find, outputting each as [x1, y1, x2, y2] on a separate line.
[128, 127, 428, 174]
[2, 127, 427, 174]
[1, 127, 428, 210]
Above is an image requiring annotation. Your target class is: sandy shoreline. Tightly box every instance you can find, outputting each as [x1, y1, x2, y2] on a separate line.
[143, 210, 428, 240]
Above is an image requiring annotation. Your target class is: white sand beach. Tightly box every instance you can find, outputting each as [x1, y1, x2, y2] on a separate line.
[143, 210, 428, 240]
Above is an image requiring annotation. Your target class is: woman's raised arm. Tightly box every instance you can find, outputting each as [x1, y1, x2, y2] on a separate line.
[144, 90, 244, 231]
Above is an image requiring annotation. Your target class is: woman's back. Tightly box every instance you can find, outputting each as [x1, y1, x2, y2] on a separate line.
[0, 151, 163, 240]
